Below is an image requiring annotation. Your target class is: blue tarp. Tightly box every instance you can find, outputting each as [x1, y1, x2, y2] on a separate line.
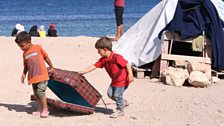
[159, 0, 224, 69]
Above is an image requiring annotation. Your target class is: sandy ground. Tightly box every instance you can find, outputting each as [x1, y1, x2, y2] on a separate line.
[0, 36, 224, 126]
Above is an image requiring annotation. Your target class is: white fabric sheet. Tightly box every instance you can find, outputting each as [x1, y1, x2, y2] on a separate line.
[211, 0, 224, 21]
[113, 0, 178, 67]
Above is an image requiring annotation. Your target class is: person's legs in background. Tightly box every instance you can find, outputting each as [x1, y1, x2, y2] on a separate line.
[116, 24, 124, 40]
[114, 6, 124, 41]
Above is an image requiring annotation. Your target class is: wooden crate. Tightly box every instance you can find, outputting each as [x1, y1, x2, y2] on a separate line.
[160, 31, 212, 78]
[132, 66, 151, 79]
[212, 70, 224, 79]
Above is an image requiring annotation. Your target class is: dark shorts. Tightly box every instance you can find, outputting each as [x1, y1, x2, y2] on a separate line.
[32, 81, 48, 99]
[115, 6, 124, 26]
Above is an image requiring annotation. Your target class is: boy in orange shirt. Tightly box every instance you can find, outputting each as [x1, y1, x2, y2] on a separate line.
[15, 31, 55, 118]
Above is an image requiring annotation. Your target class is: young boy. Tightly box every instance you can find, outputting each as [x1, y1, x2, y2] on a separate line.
[15, 31, 55, 118]
[79, 37, 133, 118]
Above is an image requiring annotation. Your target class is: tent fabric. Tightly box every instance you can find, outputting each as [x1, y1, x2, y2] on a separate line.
[158, 0, 224, 69]
[113, 0, 178, 67]
[113, 0, 224, 69]
[211, 0, 224, 21]
[204, 0, 224, 69]
[158, 0, 206, 40]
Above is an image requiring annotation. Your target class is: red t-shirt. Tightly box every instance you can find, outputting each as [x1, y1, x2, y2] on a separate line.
[23, 44, 49, 84]
[114, 0, 124, 7]
[94, 52, 128, 87]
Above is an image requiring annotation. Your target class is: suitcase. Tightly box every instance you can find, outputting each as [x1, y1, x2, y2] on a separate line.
[32, 68, 102, 114]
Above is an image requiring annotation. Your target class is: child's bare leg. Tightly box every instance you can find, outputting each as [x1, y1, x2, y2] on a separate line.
[40, 96, 48, 111]
[32, 98, 42, 115]
[39, 96, 49, 118]
[32, 81, 49, 117]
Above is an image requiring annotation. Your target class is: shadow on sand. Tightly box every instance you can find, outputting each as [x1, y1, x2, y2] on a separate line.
[0, 102, 36, 114]
[0, 102, 113, 117]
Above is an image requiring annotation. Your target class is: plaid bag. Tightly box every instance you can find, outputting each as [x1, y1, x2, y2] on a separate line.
[45, 67, 102, 114]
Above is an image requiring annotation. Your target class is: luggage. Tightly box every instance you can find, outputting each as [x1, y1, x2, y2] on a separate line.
[31, 68, 102, 114]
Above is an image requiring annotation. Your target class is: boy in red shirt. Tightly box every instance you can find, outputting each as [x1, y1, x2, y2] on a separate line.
[79, 37, 133, 118]
[15, 31, 55, 118]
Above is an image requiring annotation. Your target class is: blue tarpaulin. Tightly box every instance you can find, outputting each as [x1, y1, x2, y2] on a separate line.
[159, 0, 224, 69]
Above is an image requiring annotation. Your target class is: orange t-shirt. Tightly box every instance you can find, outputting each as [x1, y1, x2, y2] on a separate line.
[23, 44, 49, 84]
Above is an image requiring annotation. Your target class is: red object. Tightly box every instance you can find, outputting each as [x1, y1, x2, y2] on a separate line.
[50, 23, 55, 28]
[31, 68, 102, 114]
[94, 52, 129, 87]
[114, 0, 124, 7]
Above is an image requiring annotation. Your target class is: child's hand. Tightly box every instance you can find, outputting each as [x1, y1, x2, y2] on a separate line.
[21, 74, 25, 84]
[49, 68, 56, 75]
[127, 74, 134, 83]
[78, 71, 84, 75]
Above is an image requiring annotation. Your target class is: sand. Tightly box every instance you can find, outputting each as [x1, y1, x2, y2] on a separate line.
[0, 36, 224, 126]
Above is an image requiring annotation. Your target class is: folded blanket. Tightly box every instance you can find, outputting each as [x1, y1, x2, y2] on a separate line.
[192, 35, 204, 52]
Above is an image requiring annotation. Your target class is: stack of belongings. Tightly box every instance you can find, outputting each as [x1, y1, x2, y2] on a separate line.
[32, 68, 102, 114]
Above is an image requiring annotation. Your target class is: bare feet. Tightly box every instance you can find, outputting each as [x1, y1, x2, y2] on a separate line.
[40, 110, 49, 118]
[32, 111, 41, 116]
[110, 37, 119, 42]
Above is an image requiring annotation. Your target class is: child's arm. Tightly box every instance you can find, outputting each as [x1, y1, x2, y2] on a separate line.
[126, 63, 134, 83]
[21, 66, 28, 84]
[79, 65, 96, 75]
[44, 56, 55, 75]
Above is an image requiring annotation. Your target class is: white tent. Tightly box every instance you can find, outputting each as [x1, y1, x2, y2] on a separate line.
[112, 0, 178, 67]
[113, 0, 224, 67]
[211, 0, 224, 21]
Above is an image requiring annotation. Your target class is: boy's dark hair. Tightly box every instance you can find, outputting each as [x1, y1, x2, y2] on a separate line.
[95, 37, 112, 51]
[15, 31, 31, 44]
